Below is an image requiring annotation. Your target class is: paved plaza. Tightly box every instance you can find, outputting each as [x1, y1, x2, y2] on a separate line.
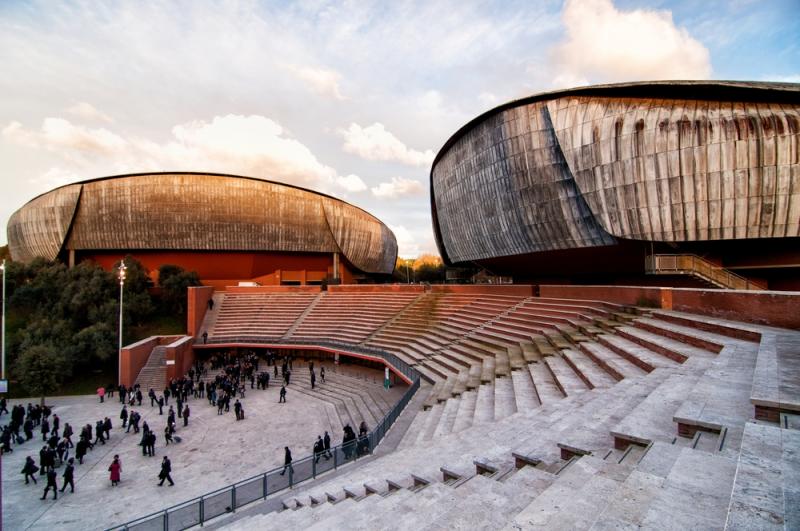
[1, 362, 403, 530]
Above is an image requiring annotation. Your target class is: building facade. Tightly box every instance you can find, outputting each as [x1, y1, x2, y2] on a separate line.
[7, 172, 398, 286]
[431, 81, 800, 290]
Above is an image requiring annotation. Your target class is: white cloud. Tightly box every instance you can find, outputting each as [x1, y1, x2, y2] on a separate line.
[551, 0, 712, 87]
[371, 177, 425, 199]
[3, 118, 127, 154]
[335, 173, 367, 193]
[340, 123, 434, 167]
[4, 114, 361, 194]
[390, 224, 438, 258]
[65, 102, 114, 123]
[282, 64, 346, 100]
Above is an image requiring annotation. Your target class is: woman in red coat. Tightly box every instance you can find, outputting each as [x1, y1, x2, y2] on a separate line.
[108, 455, 122, 486]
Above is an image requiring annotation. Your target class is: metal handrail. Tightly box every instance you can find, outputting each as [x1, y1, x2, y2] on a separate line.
[644, 254, 765, 290]
[108, 343, 421, 531]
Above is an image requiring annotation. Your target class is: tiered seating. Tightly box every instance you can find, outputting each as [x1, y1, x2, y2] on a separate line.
[216, 309, 799, 531]
[211, 292, 320, 340]
[288, 292, 420, 344]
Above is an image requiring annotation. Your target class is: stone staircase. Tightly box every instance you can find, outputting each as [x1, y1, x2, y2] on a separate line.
[205, 307, 799, 531]
[134, 345, 167, 392]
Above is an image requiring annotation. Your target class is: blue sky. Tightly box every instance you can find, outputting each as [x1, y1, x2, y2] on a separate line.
[0, 0, 797, 257]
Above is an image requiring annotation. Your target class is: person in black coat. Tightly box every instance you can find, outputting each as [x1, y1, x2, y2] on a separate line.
[279, 447, 293, 475]
[75, 438, 89, 464]
[323, 431, 332, 459]
[158, 456, 174, 486]
[24, 418, 34, 441]
[120, 406, 128, 428]
[60, 458, 75, 492]
[182, 405, 190, 427]
[279, 386, 286, 403]
[22, 456, 39, 484]
[41, 418, 50, 442]
[41, 468, 58, 500]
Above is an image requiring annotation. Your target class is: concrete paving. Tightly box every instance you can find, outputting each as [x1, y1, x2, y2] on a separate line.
[1, 363, 402, 530]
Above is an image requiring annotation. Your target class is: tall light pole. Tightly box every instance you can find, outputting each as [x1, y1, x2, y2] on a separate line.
[117, 259, 127, 386]
[1, 259, 6, 382]
[406, 259, 410, 284]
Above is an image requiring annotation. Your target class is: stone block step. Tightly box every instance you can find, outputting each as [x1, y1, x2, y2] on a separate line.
[528, 361, 565, 403]
[544, 355, 589, 397]
[563, 348, 618, 389]
[511, 367, 541, 412]
[452, 389, 477, 433]
[493, 376, 518, 420]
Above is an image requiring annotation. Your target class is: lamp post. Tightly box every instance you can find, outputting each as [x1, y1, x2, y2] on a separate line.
[117, 259, 127, 386]
[1, 259, 6, 382]
[406, 259, 410, 284]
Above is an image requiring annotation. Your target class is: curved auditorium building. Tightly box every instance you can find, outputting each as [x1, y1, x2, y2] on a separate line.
[431, 81, 800, 290]
[7, 172, 397, 286]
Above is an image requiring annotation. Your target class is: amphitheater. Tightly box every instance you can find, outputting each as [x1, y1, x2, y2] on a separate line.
[3, 80, 799, 530]
[121, 283, 796, 531]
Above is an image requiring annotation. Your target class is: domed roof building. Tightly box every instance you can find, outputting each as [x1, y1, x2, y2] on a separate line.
[7, 172, 397, 286]
[431, 81, 800, 290]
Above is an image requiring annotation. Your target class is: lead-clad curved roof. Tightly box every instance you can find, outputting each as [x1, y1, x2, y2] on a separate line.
[7, 172, 397, 274]
[431, 81, 800, 265]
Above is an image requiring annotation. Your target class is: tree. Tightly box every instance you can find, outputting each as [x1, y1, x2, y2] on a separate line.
[17, 344, 68, 405]
[158, 264, 201, 315]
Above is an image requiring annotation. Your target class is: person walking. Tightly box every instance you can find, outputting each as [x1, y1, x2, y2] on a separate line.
[279, 447, 293, 476]
[157, 396, 164, 415]
[41, 468, 58, 500]
[279, 386, 286, 403]
[323, 431, 332, 459]
[321, 366, 325, 383]
[149, 388, 157, 407]
[60, 458, 75, 493]
[158, 456, 174, 486]
[22, 456, 39, 484]
[314, 436, 324, 463]
[97, 386, 105, 403]
[182, 405, 190, 427]
[108, 455, 122, 486]
[311, 370, 316, 390]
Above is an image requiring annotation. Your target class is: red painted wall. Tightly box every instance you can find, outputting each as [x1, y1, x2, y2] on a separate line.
[165, 337, 195, 381]
[79, 250, 357, 286]
[187, 286, 214, 337]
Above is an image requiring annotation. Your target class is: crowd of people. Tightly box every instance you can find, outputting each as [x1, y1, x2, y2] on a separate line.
[2, 349, 377, 508]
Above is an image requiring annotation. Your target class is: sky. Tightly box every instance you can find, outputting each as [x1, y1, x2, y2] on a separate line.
[0, 0, 798, 258]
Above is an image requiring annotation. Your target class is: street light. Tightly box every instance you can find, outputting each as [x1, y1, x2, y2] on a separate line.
[117, 259, 127, 386]
[1, 259, 6, 382]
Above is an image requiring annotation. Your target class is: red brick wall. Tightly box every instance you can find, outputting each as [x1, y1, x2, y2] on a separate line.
[329, 284, 425, 293]
[539, 285, 663, 306]
[225, 285, 322, 293]
[539, 284, 800, 329]
[430, 284, 536, 296]
[187, 286, 214, 337]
